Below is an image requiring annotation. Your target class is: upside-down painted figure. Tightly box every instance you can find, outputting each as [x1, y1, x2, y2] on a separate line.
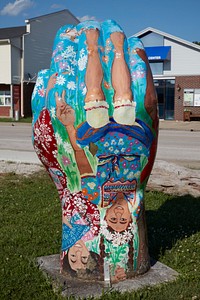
[31, 20, 158, 282]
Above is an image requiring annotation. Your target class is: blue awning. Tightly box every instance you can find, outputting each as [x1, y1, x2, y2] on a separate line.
[145, 46, 171, 61]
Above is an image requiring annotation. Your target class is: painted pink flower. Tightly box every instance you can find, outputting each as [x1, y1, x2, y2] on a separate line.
[62, 156, 71, 166]
[54, 55, 62, 62]
[59, 62, 68, 70]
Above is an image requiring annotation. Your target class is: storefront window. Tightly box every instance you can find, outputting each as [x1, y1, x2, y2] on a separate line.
[154, 79, 175, 120]
[0, 90, 11, 106]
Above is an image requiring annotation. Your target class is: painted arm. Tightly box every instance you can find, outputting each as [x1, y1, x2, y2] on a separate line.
[55, 91, 93, 176]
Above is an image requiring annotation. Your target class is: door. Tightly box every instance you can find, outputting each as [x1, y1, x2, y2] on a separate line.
[154, 79, 175, 120]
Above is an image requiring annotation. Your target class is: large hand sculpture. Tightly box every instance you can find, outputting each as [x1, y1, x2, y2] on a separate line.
[31, 20, 158, 283]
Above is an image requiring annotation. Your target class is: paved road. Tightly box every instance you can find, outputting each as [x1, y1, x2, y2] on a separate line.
[0, 123, 200, 167]
[157, 130, 200, 168]
[0, 124, 40, 164]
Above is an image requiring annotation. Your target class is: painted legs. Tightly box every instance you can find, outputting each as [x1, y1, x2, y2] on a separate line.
[84, 29, 136, 128]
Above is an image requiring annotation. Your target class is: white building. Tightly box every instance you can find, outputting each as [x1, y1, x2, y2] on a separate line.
[134, 27, 200, 121]
[1, 19, 200, 121]
[0, 10, 79, 118]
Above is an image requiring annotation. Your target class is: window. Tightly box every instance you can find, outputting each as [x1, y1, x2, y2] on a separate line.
[154, 79, 175, 120]
[150, 62, 163, 75]
[0, 90, 11, 106]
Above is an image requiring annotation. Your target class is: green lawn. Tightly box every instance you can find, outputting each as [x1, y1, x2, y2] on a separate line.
[0, 117, 32, 123]
[0, 170, 199, 300]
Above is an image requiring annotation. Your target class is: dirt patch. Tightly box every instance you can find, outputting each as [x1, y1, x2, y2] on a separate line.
[0, 161, 43, 176]
[147, 160, 200, 198]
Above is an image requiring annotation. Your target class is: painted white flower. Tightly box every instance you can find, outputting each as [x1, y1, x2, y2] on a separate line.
[82, 86, 87, 96]
[100, 219, 134, 245]
[134, 171, 141, 178]
[36, 76, 43, 86]
[127, 171, 134, 179]
[104, 142, 109, 147]
[128, 222, 136, 232]
[87, 182, 96, 189]
[71, 59, 77, 66]
[121, 147, 126, 153]
[123, 230, 133, 241]
[50, 107, 56, 119]
[55, 132, 62, 145]
[66, 45, 75, 53]
[112, 233, 123, 246]
[67, 81, 76, 90]
[40, 123, 51, 136]
[108, 146, 114, 151]
[66, 65, 75, 76]
[123, 169, 129, 175]
[106, 231, 113, 241]
[80, 49, 85, 56]
[61, 49, 75, 59]
[111, 139, 117, 145]
[101, 172, 106, 178]
[118, 138, 124, 145]
[56, 75, 66, 85]
[52, 149, 58, 158]
[78, 55, 87, 71]
[63, 141, 73, 153]
[114, 149, 119, 154]
[40, 69, 48, 74]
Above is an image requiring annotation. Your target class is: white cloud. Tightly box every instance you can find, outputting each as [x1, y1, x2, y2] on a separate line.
[51, 4, 63, 9]
[0, 0, 34, 16]
[77, 15, 98, 22]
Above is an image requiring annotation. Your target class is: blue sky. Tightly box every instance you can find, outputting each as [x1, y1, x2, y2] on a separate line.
[0, 0, 199, 42]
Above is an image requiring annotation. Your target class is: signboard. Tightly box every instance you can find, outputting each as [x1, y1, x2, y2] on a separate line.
[194, 89, 200, 106]
[183, 89, 194, 106]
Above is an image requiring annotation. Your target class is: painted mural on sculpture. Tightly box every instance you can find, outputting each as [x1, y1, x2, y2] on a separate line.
[31, 20, 158, 282]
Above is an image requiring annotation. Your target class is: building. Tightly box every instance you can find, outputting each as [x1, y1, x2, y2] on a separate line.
[0, 10, 79, 119]
[1, 17, 200, 121]
[133, 27, 200, 121]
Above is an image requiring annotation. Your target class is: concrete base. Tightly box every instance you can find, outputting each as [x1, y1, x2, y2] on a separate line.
[37, 254, 178, 299]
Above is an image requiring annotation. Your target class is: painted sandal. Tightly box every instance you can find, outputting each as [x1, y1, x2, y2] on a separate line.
[84, 100, 109, 128]
[113, 99, 136, 125]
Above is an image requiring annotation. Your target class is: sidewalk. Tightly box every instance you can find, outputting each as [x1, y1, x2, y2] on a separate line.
[1, 120, 200, 131]
[159, 120, 200, 131]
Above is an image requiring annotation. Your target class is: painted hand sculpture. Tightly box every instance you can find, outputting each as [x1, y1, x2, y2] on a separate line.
[32, 20, 158, 282]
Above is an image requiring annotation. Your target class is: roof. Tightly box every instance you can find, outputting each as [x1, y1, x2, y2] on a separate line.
[0, 26, 26, 39]
[133, 27, 200, 51]
[25, 9, 79, 24]
[0, 9, 79, 40]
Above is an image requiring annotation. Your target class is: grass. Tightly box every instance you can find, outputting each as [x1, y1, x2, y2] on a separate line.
[0, 170, 200, 300]
[0, 117, 32, 123]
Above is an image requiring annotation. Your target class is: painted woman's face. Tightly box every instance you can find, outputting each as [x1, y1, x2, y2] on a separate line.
[105, 193, 132, 232]
[68, 240, 90, 271]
